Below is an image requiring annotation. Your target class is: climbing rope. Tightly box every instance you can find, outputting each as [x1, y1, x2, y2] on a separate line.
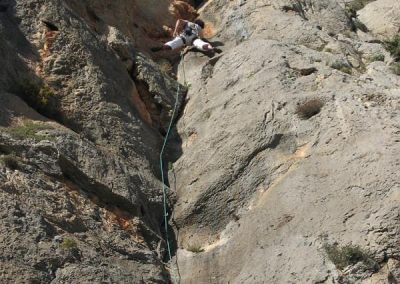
[159, 51, 186, 282]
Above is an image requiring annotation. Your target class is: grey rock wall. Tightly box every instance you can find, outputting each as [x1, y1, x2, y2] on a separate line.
[1, 0, 400, 283]
[172, 0, 400, 283]
[0, 0, 185, 282]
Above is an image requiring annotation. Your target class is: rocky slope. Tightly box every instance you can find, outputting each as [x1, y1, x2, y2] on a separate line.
[0, 0, 399, 283]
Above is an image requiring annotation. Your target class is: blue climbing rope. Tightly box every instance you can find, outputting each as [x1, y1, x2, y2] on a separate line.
[160, 52, 185, 263]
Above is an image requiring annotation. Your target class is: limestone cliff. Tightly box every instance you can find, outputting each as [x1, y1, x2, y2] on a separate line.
[173, 0, 400, 283]
[0, 0, 183, 282]
[0, 0, 399, 283]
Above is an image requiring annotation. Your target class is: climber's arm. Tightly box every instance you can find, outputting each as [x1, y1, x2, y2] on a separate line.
[173, 19, 187, 36]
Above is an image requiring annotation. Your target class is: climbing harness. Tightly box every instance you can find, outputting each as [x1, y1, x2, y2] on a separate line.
[180, 22, 201, 46]
[159, 51, 186, 283]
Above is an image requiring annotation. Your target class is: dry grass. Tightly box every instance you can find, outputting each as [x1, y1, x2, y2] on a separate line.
[187, 243, 204, 253]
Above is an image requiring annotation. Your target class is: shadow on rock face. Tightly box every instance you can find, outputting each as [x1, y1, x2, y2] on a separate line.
[0, 1, 64, 124]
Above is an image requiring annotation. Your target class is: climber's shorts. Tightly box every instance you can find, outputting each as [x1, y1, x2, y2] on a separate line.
[165, 37, 185, 50]
[193, 38, 212, 51]
[165, 37, 212, 51]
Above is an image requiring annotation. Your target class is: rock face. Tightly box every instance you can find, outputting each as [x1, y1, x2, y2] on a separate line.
[171, 0, 400, 283]
[1, 0, 400, 283]
[358, 0, 400, 38]
[0, 0, 185, 282]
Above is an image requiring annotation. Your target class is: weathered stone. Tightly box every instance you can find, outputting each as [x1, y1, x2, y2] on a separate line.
[358, 0, 400, 38]
[171, 0, 400, 283]
[1, 0, 400, 283]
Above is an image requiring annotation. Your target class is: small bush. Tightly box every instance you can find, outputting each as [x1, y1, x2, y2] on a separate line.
[369, 53, 385, 62]
[391, 63, 400, 75]
[187, 243, 204, 253]
[61, 237, 77, 249]
[3, 120, 50, 141]
[384, 35, 400, 62]
[16, 80, 56, 109]
[296, 99, 324, 119]
[324, 243, 377, 270]
[37, 85, 55, 105]
[0, 154, 20, 170]
[331, 62, 352, 74]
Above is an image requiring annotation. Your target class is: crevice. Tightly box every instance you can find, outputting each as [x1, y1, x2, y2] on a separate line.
[42, 20, 59, 31]
[86, 6, 101, 22]
[0, 4, 8, 12]
[194, 0, 208, 9]
[281, 2, 308, 21]
[133, 79, 165, 133]
[201, 54, 222, 81]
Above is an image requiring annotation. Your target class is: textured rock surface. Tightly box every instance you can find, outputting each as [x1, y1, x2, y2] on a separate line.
[0, 0, 186, 282]
[358, 0, 400, 38]
[1, 0, 400, 283]
[172, 0, 400, 283]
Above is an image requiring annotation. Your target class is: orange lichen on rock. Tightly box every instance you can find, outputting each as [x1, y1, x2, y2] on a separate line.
[130, 84, 153, 126]
[36, 28, 59, 76]
[202, 22, 216, 38]
[41, 30, 59, 59]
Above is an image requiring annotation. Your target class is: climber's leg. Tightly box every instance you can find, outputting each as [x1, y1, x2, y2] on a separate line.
[151, 37, 185, 52]
[165, 36, 185, 50]
[193, 38, 214, 51]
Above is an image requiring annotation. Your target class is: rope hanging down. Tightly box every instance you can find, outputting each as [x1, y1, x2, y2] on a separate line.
[160, 52, 185, 263]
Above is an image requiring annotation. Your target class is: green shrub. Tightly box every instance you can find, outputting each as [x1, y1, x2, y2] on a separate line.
[369, 53, 385, 62]
[187, 243, 204, 253]
[16, 80, 55, 108]
[37, 85, 55, 105]
[296, 99, 324, 119]
[324, 243, 377, 270]
[3, 120, 50, 141]
[331, 62, 352, 74]
[384, 35, 400, 61]
[61, 237, 77, 249]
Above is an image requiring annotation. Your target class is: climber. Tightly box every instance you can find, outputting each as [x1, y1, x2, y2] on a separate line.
[151, 19, 214, 52]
